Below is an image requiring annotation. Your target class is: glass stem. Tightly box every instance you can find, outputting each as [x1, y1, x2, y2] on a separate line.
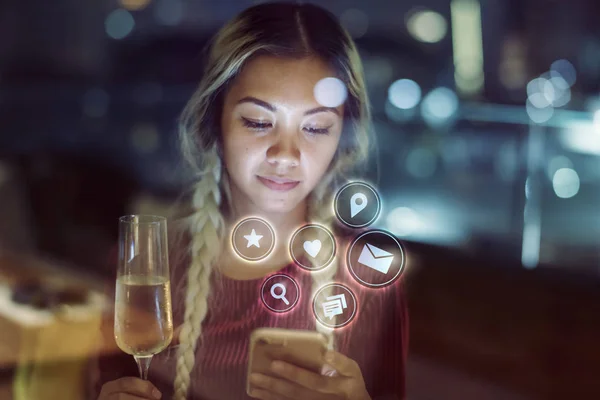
[134, 355, 153, 380]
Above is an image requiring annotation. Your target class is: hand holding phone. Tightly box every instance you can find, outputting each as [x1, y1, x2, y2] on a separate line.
[246, 328, 328, 395]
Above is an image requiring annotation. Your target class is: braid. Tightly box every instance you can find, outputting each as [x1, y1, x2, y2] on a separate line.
[173, 147, 224, 400]
[307, 186, 340, 350]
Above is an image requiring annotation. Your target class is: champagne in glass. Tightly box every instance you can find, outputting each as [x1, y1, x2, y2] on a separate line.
[115, 215, 173, 380]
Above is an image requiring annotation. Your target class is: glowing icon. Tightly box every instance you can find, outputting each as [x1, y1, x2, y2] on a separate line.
[303, 239, 322, 258]
[358, 243, 394, 274]
[350, 192, 368, 218]
[321, 294, 347, 320]
[232, 218, 275, 261]
[290, 225, 336, 271]
[244, 229, 263, 248]
[313, 284, 356, 328]
[261, 274, 299, 313]
[334, 182, 381, 228]
[347, 230, 405, 287]
[270, 283, 289, 305]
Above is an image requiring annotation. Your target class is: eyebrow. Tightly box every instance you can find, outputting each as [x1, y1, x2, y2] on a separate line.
[236, 96, 340, 116]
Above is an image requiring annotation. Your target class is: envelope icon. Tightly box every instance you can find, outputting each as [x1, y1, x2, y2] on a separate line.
[358, 243, 394, 274]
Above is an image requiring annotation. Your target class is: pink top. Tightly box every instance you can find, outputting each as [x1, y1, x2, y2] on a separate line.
[93, 243, 409, 399]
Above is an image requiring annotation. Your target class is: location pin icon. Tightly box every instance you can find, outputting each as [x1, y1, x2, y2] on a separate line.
[350, 193, 368, 218]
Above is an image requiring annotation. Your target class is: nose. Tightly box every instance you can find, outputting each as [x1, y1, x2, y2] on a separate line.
[266, 132, 300, 169]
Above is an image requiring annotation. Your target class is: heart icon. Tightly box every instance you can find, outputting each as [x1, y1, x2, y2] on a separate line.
[303, 240, 322, 258]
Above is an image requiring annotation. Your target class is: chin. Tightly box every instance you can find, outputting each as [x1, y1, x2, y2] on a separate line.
[259, 199, 298, 214]
[252, 191, 304, 215]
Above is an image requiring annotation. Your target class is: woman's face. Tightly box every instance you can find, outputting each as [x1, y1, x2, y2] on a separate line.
[221, 55, 344, 215]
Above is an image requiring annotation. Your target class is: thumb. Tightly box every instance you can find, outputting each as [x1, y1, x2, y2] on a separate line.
[323, 351, 360, 377]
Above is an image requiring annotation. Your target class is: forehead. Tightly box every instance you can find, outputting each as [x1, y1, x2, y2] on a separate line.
[226, 55, 338, 104]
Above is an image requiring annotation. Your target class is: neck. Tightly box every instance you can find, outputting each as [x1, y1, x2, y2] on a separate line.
[226, 181, 309, 237]
[228, 200, 308, 238]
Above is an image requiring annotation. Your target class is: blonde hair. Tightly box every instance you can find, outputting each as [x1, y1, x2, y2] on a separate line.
[172, 2, 371, 399]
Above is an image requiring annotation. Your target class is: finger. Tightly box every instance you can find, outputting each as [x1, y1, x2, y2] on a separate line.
[100, 377, 162, 399]
[250, 373, 326, 400]
[324, 351, 361, 377]
[270, 361, 338, 394]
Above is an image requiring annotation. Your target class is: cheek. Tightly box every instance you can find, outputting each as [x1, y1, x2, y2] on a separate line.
[303, 139, 339, 178]
[223, 136, 263, 175]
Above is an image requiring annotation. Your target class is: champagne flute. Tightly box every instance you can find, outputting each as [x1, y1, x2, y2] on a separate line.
[115, 215, 173, 380]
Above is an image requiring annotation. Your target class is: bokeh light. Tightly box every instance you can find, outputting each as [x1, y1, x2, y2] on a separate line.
[407, 10, 448, 44]
[314, 77, 347, 108]
[450, 0, 484, 94]
[525, 177, 531, 199]
[559, 121, 600, 156]
[550, 59, 577, 87]
[154, 0, 184, 26]
[546, 156, 573, 180]
[386, 207, 421, 237]
[552, 168, 580, 199]
[388, 79, 421, 110]
[547, 75, 571, 107]
[528, 92, 551, 109]
[339, 9, 369, 39]
[526, 98, 553, 124]
[594, 110, 600, 133]
[119, 0, 151, 11]
[105, 9, 135, 40]
[421, 87, 459, 126]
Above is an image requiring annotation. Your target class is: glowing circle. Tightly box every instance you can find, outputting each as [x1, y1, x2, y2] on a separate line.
[528, 92, 551, 109]
[386, 207, 420, 237]
[421, 87, 459, 124]
[526, 99, 554, 124]
[407, 10, 448, 44]
[550, 59, 576, 87]
[314, 77, 348, 108]
[388, 79, 422, 110]
[552, 168, 580, 199]
[154, 0, 183, 26]
[105, 9, 135, 40]
[548, 75, 571, 107]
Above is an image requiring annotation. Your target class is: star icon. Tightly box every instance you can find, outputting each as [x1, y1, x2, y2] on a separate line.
[244, 229, 263, 248]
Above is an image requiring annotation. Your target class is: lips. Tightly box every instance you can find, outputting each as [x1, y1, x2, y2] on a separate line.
[257, 175, 300, 192]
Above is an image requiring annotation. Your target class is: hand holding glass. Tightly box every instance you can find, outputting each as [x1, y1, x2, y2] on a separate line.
[114, 215, 173, 380]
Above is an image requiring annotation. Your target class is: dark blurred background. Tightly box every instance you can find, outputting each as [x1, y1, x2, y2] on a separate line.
[1, 0, 599, 399]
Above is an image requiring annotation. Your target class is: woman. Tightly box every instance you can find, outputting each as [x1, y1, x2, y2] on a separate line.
[94, 2, 408, 399]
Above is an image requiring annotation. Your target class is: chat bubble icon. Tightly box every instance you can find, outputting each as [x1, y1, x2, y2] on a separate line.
[321, 294, 347, 320]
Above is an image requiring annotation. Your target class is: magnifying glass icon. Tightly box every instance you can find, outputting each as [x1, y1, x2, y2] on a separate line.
[270, 283, 290, 305]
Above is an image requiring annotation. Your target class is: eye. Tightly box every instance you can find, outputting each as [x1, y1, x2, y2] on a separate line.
[304, 126, 331, 135]
[242, 118, 272, 131]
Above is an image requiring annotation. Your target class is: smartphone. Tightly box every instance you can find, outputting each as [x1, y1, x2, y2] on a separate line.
[246, 328, 328, 395]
